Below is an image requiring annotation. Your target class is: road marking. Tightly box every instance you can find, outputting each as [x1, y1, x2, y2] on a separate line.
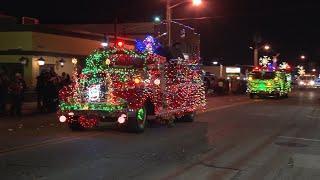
[200, 99, 262, 114]
[0, 132, 103, 156]
[307, 115, 320, 119]
[278, 136, 320, 142]
[208, 123, 297, 179]
[292, 154, 320, 169]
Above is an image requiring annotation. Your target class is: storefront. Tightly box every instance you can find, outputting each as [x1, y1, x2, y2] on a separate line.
[0, 26, 135, 87]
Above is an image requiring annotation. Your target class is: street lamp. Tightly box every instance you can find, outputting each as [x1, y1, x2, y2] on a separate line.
[59, 58, 65, 67]
[101, 42, 108, 48]
[166, 0, 202, 47]
[264, 45, 270, 50]
[37, 57, 45, 66]
[19, 56, 29, 66]
[101, 34, 109, 48]
[154, 16, 161, 23]
[192, 0, 202, 6]
[72, 58, 78, 65]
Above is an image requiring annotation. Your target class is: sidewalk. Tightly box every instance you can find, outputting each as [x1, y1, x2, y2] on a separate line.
[0, 101, 39, 119]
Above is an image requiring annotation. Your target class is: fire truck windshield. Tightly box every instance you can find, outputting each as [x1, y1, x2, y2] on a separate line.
[252, 72, 275, 80]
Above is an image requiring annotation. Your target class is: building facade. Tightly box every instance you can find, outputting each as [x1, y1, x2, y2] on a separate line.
[0, 25, 135, 87]
[49, 21, 201, 58]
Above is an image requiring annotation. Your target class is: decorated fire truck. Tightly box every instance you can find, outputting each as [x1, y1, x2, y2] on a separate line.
[58, 36, 206, 133]
[247, 61, 292, 99]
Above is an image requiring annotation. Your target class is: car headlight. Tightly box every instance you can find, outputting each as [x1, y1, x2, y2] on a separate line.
[310, 80, 315, 85]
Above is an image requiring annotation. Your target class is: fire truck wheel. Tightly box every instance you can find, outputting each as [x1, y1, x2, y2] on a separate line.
[126, 107, 147, 133]
[178, 112, 195, 122]
[68, 121, 85, 131]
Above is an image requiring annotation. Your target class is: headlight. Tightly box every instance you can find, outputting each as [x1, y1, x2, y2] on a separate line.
[299, 81, 305, 85]
[59, 115, 67, 123]
[266, 82, 272, 86]
[248, 77, 253, 81]
[310, 81, 315, 85]
[274, 77, 279, 81]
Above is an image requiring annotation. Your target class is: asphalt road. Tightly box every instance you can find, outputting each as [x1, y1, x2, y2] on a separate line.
[1, 89, 320, 180]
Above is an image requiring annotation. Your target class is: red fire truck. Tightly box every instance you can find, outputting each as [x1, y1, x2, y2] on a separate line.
[58, 40, 206, 133]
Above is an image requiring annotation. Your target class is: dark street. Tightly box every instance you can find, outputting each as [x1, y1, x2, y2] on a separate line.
[1, 90, 319, 179]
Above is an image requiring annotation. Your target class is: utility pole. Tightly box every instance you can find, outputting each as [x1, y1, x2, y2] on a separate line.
[219, 64, 223, 78]
[166, 0, 172, 47]
[253, 48, 259, 67]
[114, 17, 118, 41]
[166, 0, 202, 47]
[253, 34, 261, 66]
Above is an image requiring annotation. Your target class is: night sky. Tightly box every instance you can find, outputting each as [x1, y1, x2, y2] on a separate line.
[2, 0, 319, 66]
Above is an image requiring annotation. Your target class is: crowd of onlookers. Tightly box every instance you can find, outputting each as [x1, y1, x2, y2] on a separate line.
[0, 72, 26, 116]
[36, 69, 71, 113]
[0, 68, 71, 116]
[203, 72, 247, 95]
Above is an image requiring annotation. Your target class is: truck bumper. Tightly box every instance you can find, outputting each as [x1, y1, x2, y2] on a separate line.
[58, 109, 128, 123]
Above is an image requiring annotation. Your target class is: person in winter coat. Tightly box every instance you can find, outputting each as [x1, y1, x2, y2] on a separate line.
[0, 72, 9, 115]
[8, 73, 26, 116]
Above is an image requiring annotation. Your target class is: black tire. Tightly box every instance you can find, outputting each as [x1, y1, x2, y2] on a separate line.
[126, 107, 147, 133]
[249, 93, 255, 99]
[68, 121, 85, 131]
[176, 112, 196, 122]
[284, 93, 289, 98]
[275, 93, 280, 99]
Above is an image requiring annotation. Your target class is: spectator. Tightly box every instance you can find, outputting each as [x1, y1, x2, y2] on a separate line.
[0, 72, 9, 115]
[215, 78, 225, 95]
[42, 71, 51, 112]
[36, 71, 46, 111]
[37, 69, 71, 113]
[61, 72, 71, 87]
[8, 73, 26, 116]
[46, 69, 61, 112]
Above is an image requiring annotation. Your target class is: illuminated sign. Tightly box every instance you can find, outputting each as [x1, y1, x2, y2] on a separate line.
[226, 67, 241, 74]
[88, 85, 101, 102]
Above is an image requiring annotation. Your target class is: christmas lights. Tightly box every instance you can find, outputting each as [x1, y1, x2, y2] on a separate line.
[58, 37, 205, 131]
[247, 65, 292, 98]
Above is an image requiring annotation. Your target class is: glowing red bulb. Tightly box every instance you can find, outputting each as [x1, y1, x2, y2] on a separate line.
[117, 41, 124, 48]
